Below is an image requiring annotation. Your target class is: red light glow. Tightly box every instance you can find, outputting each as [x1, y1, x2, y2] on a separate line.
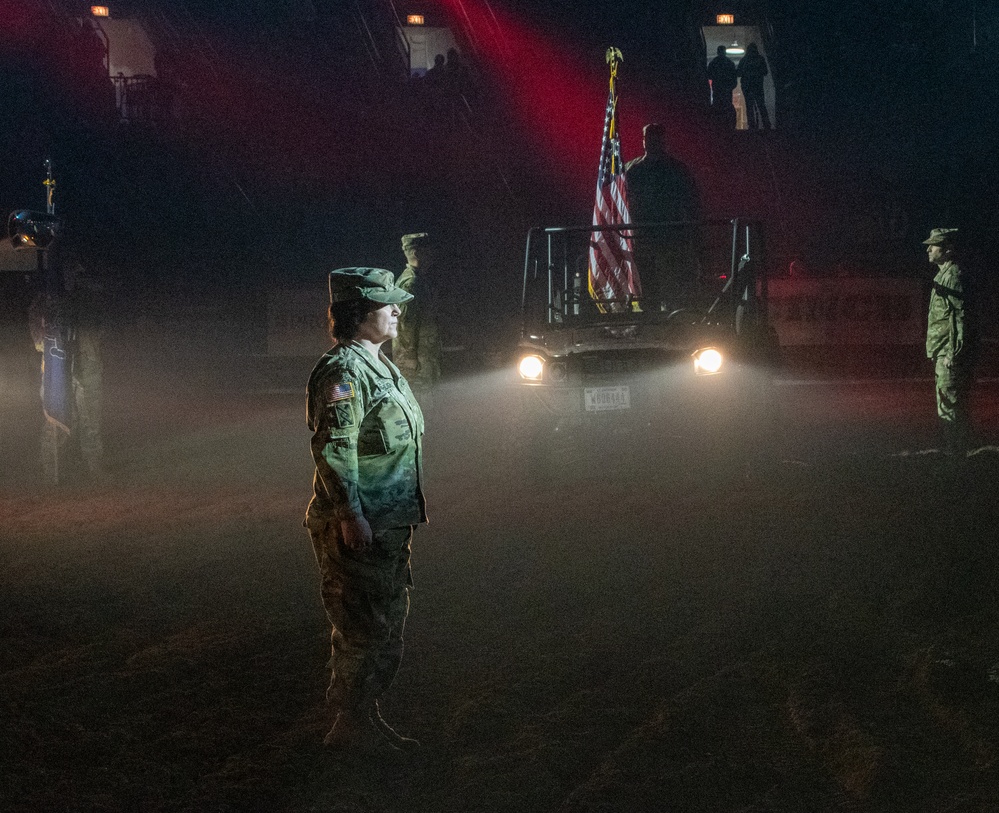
[426, 0, 606, 200]
[431, 0, 711, 204]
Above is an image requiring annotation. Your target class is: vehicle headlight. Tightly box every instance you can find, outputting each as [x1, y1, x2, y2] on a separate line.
[518, 354, 545, 380]
[692, 347, 724, 375]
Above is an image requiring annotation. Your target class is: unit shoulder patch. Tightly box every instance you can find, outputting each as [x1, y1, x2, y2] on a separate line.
[331, 399, 356, 430]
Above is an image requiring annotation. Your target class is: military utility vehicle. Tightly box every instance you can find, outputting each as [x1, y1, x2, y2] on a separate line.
[514, 219, 776, 467]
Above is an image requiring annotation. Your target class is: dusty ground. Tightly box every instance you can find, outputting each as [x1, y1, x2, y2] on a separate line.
[3, 356, 999, 812]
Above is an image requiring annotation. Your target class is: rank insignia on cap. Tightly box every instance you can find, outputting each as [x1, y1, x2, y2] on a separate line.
[326, 381, 355, 403]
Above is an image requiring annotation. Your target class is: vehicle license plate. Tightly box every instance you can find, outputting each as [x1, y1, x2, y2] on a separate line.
[584, 385, 631, 412]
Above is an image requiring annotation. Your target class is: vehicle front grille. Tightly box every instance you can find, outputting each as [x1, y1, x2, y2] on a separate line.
[578, 350, 673, 380]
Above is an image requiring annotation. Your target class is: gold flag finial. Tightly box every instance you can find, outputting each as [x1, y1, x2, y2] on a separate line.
[605, 46, 623, 67]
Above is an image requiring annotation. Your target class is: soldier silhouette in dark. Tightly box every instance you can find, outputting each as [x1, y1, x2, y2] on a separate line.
[737, 43, 771, 130]
[424, 53, 446, 86]
[706, 45, 738, 130]
[624, 123, 702, 312]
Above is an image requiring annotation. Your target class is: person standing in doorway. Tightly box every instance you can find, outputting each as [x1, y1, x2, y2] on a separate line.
[707, 45, 738, 130]
[737, 43, 771, 130]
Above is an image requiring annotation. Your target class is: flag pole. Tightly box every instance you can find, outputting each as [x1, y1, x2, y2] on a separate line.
[606, 47, 622, 175]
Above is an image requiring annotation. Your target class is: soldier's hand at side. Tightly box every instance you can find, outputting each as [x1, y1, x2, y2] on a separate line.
[340, 515, 373, 551]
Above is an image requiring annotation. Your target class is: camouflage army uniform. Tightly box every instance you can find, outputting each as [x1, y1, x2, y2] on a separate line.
[305, 341, 427, 718]
[394, 264, 442, 395]
[926, 258, 974, 440]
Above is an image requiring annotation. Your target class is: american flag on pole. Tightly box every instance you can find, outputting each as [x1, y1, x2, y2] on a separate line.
[588, 48, 640, 308]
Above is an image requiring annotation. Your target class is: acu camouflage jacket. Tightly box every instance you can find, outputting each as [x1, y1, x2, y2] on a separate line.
[306, 342, 427, 531]
[926, 261, 971, 361]
[393, 264, 443, 390]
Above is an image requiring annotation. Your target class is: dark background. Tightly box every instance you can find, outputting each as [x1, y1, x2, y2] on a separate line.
[3, 0, 998, 300]
[4, 4, 999, 811]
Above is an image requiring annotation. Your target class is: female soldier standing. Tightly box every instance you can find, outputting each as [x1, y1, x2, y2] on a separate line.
[305, 267, 427, 752]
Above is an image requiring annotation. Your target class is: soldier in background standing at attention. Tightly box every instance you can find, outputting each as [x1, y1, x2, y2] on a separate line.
[924, 228, 978, 455]
[394, 233, 443, 408]
[28, 253, 105, 483]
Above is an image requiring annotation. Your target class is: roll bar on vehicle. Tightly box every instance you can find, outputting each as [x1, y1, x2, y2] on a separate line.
[519, 218, 765, 331]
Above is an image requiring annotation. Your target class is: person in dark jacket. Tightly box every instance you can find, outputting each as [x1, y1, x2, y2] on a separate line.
[624, 123, 702, 311]
[707, 45, 738, 130]
[737, 43, 771, 130]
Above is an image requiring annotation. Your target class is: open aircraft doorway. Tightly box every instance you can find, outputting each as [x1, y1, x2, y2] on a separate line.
[703, 25, 776, 130]
[401, 20, 460, 77]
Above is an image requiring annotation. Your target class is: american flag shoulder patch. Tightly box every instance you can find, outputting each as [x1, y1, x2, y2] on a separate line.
[325, 381, 355, 403]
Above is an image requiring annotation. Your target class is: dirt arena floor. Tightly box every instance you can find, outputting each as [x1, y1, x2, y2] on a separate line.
[3, 354, 999, 812]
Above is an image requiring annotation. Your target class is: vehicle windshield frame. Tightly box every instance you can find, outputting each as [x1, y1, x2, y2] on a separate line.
[520, 218, 758, 332]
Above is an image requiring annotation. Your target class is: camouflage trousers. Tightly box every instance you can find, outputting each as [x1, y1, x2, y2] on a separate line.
[934, 355, 972, 427]
[934, 355, 974, 454]
[308, 521, 414, 714]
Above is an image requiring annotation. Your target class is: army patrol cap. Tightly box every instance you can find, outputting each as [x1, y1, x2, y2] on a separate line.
[328, 267, 413, 305]
[923, 228, 959, 246]
[401, 232, 430, 250]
